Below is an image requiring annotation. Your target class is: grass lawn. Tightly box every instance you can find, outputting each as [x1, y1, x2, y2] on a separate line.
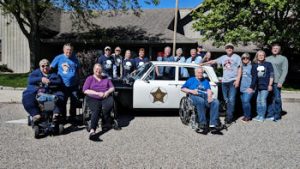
[0, 73, 28, 88]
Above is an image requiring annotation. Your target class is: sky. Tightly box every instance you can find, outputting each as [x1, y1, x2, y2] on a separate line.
[140, 0, 203, 9]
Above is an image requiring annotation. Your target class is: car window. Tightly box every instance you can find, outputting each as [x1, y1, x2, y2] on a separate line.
[131, 62, 152, 80]
[178, 66, 210, 82]
[178, 67, 195, 81]
[146, 66, 176, 81]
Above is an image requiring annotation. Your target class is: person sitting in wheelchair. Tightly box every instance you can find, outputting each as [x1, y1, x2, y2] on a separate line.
[82, 63, 117, 140]
[181, 67, 222, 134]
[22, 59, 64, 123]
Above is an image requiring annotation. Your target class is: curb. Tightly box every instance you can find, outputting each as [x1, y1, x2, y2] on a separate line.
[0, 86, 25, 91]
[282, 98, 300, 102]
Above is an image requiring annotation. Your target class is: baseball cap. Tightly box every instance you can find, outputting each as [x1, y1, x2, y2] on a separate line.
[225, 43, 234, 49]
[104, 46, 111, 51]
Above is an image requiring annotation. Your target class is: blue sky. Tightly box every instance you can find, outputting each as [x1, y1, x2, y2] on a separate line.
[140, 0, 203, 9]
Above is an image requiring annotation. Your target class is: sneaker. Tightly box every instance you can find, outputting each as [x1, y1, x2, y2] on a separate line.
[241, 117, 251, 123]
[253, 116, 264, 122]
[265, 117, 275, 121]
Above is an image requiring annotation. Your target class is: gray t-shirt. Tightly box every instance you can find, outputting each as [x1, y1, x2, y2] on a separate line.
[216, 53, 241, 83]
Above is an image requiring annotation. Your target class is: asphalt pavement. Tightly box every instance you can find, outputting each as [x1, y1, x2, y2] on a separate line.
[0, 88, 299, 169]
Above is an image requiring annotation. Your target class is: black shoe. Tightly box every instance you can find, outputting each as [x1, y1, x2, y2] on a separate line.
[210, 124, 224, 135]
[89, 132, 97, 140]
[225, 119, 234, 125]
[196, 124, 209, 135]
[113, 124, 121, 130]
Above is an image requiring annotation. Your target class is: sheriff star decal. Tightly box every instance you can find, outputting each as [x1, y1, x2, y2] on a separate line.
[150, 87, 167, 103]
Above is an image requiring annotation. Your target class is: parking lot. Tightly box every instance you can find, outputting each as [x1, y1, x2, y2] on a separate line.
[0, 100, 299, 169]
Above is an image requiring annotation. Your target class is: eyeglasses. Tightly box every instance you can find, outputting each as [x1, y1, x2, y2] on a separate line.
[41, 65, 49, 68]
[242, 58, 250, 60]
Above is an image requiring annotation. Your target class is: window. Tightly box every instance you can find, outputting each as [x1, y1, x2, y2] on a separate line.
[179, 67, 195, 81]
[178, 66, 210, 82]
[146, 66, 176, 81]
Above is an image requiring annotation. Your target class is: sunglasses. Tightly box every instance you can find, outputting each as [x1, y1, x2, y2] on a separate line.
[41, 65, 49, 68]
[242, 57, 250, 60]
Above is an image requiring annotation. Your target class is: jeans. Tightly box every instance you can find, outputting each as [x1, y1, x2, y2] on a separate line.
[62, 85, 79, 119]
[222, 81, 237, 121]
[256, 90, 269, 117]
[190, 95, 220, 126]
[85, 95, 114, 130]
[267, 83, 282, 120]
[240, 92, 253, 119]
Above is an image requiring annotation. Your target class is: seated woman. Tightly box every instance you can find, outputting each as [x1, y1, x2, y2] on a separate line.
[82, 63, 116, 140]
[22, 59, 64, 123]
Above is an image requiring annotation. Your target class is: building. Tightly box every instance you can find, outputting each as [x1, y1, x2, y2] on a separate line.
[0, 8, 258, 73]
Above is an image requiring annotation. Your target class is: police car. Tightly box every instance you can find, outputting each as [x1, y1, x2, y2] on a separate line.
[113, 61, 219, 110]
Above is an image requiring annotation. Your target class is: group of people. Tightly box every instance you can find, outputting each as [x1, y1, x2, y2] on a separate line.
[22, 42, 288, 138]
[22, 43, 119, 140]
[181, 43, 288, 134]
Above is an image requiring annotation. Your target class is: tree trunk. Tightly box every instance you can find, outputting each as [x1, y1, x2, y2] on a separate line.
[28, 31, 41, 70]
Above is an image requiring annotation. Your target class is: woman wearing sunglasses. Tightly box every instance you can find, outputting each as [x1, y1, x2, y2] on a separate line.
[239, 53, 253, 123]
[22, 59, 64, 123]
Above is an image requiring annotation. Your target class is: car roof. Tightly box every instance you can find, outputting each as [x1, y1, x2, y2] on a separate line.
[151, 61, 203, 68]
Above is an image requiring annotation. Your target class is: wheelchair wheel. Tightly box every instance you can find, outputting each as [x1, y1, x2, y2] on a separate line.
[33, 125, 40, 139]
[58, 124, 64, 134]
[82, 97, 91, 125]
[27, 116, 32, 126]
[179, 97, 193, 125]
[86, 120, 91, 132]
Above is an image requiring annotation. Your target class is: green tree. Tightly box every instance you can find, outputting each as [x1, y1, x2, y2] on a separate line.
[192, 0, 300, 54]
[0, 0, 159, 69]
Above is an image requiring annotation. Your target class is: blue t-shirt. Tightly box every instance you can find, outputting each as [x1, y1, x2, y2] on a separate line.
[240, 63, 252, 93]
[122, 58, 136, 77]
[134, 57, 149, 69]
[98, 55, 114, 78]
[182, 77, 211, 99]
[50, 54, 80, 87]
[216, 54, 241, 83]
[186, 56, 202, 64]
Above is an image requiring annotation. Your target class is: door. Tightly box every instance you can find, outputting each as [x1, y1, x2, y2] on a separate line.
[133, 65, 180, 109]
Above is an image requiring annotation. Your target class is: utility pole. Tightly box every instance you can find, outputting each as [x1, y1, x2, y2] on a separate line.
[172, 0, 179, 56]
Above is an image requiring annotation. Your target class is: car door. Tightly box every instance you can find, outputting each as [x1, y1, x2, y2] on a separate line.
[133, 65, 180, 109]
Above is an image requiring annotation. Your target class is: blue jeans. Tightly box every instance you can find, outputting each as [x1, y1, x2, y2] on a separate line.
[222, 81, 237, 121]
[256, 90, 269, 117]
[190, 95, 220, 126]
[240, 92, 253, 119]
[267, 84, 282, 120]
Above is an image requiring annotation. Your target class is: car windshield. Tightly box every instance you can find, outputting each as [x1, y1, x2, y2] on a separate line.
[130, 62, 153, 80]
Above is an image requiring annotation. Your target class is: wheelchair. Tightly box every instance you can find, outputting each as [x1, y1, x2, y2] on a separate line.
[81, 94, 120, 132]
[179, 95, 226, 134]
[28, 93, 64, 138]
[179, 96, 198, 129]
